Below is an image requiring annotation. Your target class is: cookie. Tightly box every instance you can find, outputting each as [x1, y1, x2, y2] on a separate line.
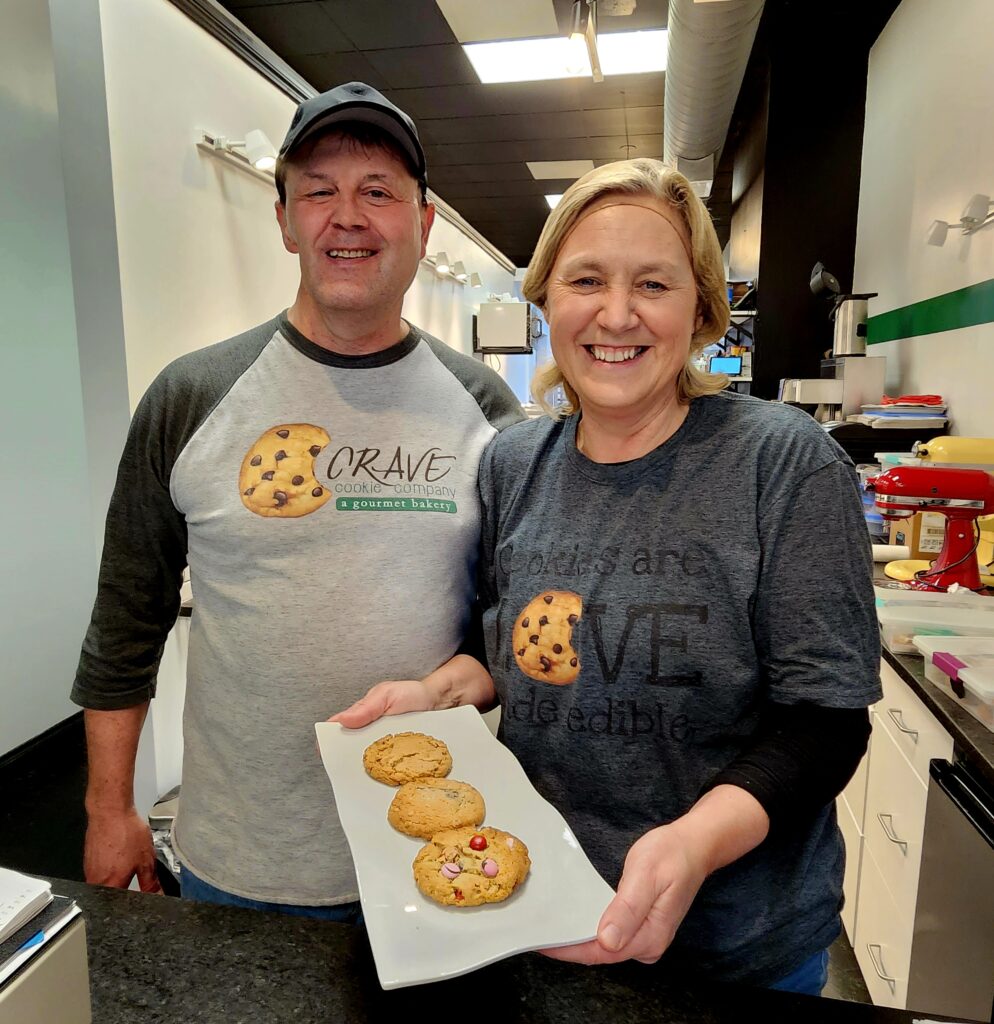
[413, 826, 530, 907]
[239, 423, 331, 518]
[512, 590, 582, 685]
[388, 778, 485, 839]
[363, 732, 452, 786]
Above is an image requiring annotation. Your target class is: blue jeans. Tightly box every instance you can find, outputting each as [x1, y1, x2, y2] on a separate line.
[179, 865, 363, 923]
[768, 949, 830, 996]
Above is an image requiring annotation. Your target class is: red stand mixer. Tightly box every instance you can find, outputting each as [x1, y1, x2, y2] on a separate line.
[866, 466, 994, 591]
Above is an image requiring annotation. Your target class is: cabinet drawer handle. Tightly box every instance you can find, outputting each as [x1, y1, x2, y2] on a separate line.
[865, 943, 897, 993]
[887, 708, 919, 741]
[876, 813, 909, 854]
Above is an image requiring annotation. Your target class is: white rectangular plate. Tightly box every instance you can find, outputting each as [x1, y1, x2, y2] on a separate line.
[316, 706, 615, 989]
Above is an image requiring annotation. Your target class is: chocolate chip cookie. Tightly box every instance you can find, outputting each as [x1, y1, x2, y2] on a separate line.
[387, 778, 485, 839]
[363, 732, 453, 786]
[511, 590, 582, 685]
[413, 826, 530, 906]
[239, 423, 331, 518]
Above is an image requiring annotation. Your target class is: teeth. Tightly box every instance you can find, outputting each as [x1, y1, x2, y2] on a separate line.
[590, 346, 641, 363]
[327, 249, 374, 259]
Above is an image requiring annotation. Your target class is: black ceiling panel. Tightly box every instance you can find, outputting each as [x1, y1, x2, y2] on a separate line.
[235, 2, 350, 56]
[424, 134, 663, 166]
[427, 163, 536, 184]
[291, 51, 390, 91]
[364, 43, 479, 90]
[321, 0, 455, 50]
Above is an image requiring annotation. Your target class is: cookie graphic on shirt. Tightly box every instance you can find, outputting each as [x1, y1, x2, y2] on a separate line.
[239, 423, 331, 518]
[512, 590, 582, 685]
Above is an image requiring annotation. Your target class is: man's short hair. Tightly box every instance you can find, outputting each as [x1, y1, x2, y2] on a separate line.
[275, 121, 428, 206]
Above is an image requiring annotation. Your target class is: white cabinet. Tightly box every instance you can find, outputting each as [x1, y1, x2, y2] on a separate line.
[839, 659, 954, 1010]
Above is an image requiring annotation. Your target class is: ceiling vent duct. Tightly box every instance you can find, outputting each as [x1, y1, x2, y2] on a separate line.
[663, 0, 764, 198]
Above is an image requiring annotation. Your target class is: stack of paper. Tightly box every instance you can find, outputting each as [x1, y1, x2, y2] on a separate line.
[0, 869, 51, 945]
[851, 400, 949, 430]
[0, 868, 80, 987]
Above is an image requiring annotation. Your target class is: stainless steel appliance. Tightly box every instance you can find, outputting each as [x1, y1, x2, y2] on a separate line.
[906, 758, 994, 1021]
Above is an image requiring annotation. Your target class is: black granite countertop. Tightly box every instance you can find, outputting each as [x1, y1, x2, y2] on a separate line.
[51, 878, 971, 1024]
[882, 647, 994, 791]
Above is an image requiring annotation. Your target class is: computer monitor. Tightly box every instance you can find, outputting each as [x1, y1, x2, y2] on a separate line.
[709, 355, 743, 375]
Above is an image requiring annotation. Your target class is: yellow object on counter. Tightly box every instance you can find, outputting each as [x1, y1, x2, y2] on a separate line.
[913, 436, 994, 465]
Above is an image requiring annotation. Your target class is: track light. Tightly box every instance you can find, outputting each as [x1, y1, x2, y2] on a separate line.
[433, 252, 451, 275]
[197, 128, 278, 179]
[927, 191, 994, 246]
[452, 261, 468, 282]
[469, 273, 482, 287]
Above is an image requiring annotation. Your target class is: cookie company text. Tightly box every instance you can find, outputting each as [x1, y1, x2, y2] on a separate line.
[325, 445, 455, 484]
[506, 686, 696, 742]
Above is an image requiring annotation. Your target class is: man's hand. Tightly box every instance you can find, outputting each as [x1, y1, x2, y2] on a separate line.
[329, 680, 435, 729]
[84, 807, 163, 893]
[541, 822, 709, 965]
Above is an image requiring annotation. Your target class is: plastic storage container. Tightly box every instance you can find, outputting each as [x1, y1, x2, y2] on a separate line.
[874, 586, 994, 654]
[911, 636, 994, 732]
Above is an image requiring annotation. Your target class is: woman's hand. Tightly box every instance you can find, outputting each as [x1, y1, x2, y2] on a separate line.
[329, 680, 435, 729]
[542, 784, 769, 965]
[329, 654, 497, 729]
[541, 821, 709, 965]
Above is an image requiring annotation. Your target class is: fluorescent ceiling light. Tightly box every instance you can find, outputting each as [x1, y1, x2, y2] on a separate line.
[527, 160, 596, 180]
[545, 194, 563, 209]
[434, 0, 558, 43]
[463, 29, 666, 84]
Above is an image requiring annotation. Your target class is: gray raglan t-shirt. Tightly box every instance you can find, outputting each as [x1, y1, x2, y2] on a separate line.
[73, 312, 522, 904]
[477, 391, 880, 986]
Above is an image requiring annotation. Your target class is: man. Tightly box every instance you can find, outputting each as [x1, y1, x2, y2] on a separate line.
[72, 83, 522, 916]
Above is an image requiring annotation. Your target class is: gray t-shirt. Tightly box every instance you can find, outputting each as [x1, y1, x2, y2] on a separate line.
[478, 391, 880, 985]
[73, 313, 522, 904]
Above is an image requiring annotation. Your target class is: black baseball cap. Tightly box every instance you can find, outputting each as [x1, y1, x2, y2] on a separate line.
[279, 82, 427, 186]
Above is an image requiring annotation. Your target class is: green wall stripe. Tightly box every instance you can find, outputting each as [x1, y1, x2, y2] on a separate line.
[866, 277, 994, 345]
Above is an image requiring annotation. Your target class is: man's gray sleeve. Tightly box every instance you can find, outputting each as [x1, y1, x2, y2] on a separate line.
[72, 323, 275, 710]
[72, 373, 191, 710]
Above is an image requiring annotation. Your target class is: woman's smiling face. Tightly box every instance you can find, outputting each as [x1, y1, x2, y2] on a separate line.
[545, 195, 702, 420]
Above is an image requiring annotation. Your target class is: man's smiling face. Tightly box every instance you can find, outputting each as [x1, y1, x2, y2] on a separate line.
[276, 132, 433, 320]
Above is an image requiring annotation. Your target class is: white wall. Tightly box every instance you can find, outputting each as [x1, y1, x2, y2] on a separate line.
[854, 0, 994, 437]
[0, 0, 97, 754]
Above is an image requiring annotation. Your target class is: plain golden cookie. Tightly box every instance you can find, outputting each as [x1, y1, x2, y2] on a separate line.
[239, 423, 331, 518]
[413, 826, 530, 907]
[512, 590, 582, 685]
[387, 778, 485, 838]
[363, 732, 452, 786]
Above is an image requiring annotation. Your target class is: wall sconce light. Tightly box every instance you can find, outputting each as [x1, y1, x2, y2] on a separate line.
[197, 128, 278, 180]
[433, 252, 452, 275]
[927, 192, 993, 246]
[469, 272, 483, 288]
[452, 261, 468, 282]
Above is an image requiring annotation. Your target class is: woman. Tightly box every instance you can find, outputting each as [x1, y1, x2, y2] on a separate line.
[333, 159, 880, 994]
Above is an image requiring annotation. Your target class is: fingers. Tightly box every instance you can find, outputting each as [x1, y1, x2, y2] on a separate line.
[597, 864, 662, 953]
[539, 940, 631, 965]
[329, 693, 385, 729]
[137, 862, 163, 894]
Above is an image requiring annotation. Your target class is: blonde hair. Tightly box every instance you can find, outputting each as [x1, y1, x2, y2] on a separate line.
[522, 158, 731, 416]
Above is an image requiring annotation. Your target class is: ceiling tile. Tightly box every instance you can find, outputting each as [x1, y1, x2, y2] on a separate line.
[290, 52, 390, 92]
[321, 0, 455, 48]
[365, 44, 478, 89]
[235, 2, 351, 56]
[425, 134, 662, 165]
[428, 164, 535, 184]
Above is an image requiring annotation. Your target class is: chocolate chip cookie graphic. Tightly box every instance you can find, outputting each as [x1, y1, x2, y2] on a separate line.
[512, 590, 582, 685]
[239, 424, 331, 518]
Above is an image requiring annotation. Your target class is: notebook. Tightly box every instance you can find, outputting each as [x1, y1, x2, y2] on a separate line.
[0, 868, 52, 945]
